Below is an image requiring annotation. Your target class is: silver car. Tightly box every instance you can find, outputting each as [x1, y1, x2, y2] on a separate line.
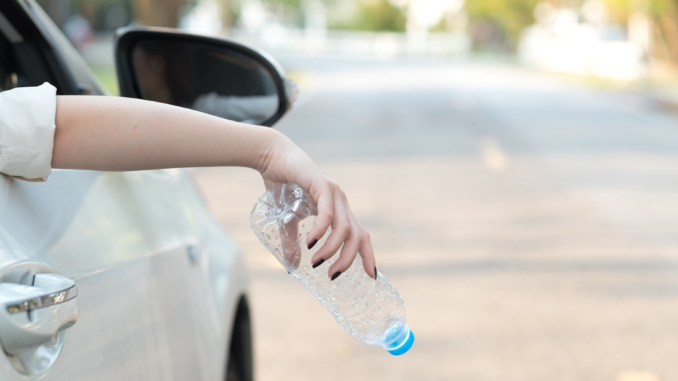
[0, 0, 294, 379]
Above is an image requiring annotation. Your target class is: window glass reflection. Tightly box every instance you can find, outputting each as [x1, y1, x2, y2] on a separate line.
[133, 40, 279, 124]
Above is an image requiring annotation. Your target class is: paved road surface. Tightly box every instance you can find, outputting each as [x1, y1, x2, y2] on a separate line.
[194, 58, 678, 381]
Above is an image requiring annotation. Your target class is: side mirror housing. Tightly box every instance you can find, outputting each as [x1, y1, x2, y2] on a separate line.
[114, 27, 295, 127]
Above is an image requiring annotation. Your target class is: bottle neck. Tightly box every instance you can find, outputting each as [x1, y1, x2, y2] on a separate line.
[382, 323, 410, 350]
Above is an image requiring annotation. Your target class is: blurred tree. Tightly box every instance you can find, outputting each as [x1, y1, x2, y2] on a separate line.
[464, 0, 678, 63]
[648, 0, 678, 64]
[328, 0, 406, 31]
[601, 0, 678, 65]
[465, 0, 540, 51]
[37, 0, 71, 27]
[133, 0, 187, 26]
[430, 10, 467, 32]
[135, 0, 233, 31]
[601, 0, 630, 23]
[260, 0, 305, 26]
[253, 0, 405, 31]
[38, 0, 134, 32]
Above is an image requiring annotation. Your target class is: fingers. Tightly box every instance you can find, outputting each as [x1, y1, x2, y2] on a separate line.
[358, 231, 376, 279]
[308, 183, 377, 280]
[327, 216, 376, 280]
[307, 182, 334, 249]
[310, 189, 350, 264]
[326, 224, 361, 278]
[258, 141, 375, 279]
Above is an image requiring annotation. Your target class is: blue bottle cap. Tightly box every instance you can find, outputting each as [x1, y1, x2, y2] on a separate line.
[387, 329, 414, 356]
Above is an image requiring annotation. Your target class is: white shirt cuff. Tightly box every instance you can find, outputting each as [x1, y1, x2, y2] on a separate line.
[0, 83, 57, 182]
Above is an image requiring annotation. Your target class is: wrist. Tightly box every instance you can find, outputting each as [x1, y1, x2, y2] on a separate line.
[253, 127, 288, 174]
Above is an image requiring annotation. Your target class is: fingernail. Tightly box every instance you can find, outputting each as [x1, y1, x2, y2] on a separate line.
[307, 239, 318, 250]
[374, 266, 378, 280]
[331, 271, 342, 281]
[312, 259, 325, 268]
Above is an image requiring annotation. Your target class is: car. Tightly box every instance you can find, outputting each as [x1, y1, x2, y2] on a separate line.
[0, 0, 295, 379]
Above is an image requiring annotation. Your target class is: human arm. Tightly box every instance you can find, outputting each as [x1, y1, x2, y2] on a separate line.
[52, 95, 376, 279]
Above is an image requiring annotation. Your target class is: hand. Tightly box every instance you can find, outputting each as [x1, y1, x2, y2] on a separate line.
[258, 132, 376, 280]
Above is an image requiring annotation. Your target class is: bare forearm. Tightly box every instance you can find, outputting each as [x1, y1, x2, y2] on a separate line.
[52, 95, 283, 172]
[52, 95, 377, 279]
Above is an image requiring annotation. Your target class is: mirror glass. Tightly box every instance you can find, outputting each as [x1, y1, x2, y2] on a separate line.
[132, 39, 280, 125]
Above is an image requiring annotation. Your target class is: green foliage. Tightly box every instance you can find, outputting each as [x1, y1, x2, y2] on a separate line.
[600, 0, 630, 22]
[465, 0, 541, 49]
[353, 0, 405, 31]
[430, 15, 449, 32]
[328, 0, 407, 32]
[602, 0, 677, 20]
[265, 0, 302, 7]
[257, 0, 304, 25]
[90, 64, 119, 96]
[235, 0, 405, 31]
[647, 0, 677, 17]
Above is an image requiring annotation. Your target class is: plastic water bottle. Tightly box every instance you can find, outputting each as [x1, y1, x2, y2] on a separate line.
[249, 183, 414, 355]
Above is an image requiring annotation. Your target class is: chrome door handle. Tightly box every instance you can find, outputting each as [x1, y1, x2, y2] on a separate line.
[0, 274, 78, 355]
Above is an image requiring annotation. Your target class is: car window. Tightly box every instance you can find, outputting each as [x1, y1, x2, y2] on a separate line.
[25, 1, 108, 95]
[0, 7, 60, 92]
[0, 13, 18, 91]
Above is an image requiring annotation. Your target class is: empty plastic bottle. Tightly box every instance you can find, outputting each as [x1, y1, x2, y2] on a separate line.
[250, 183, 414, 355]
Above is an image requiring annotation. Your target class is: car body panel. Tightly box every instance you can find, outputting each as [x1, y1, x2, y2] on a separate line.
[0, 169, 248, 379]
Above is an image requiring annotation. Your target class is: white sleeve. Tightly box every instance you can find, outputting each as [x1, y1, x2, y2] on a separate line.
[0, 83, 57, 182]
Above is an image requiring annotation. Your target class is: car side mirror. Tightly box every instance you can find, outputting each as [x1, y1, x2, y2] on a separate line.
[114, 27, 296, 127]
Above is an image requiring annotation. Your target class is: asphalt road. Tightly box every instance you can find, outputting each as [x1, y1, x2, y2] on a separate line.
[194, 58, 678, 381]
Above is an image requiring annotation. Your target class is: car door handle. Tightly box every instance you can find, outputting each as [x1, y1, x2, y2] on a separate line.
[0, 273, 78, 355]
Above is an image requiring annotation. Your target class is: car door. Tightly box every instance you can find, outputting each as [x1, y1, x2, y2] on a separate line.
[0, 1, 246, 379]
[0, 171, 243, 380]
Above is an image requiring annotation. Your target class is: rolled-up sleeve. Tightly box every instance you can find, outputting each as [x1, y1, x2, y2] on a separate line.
[0, 83, 57, 182]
